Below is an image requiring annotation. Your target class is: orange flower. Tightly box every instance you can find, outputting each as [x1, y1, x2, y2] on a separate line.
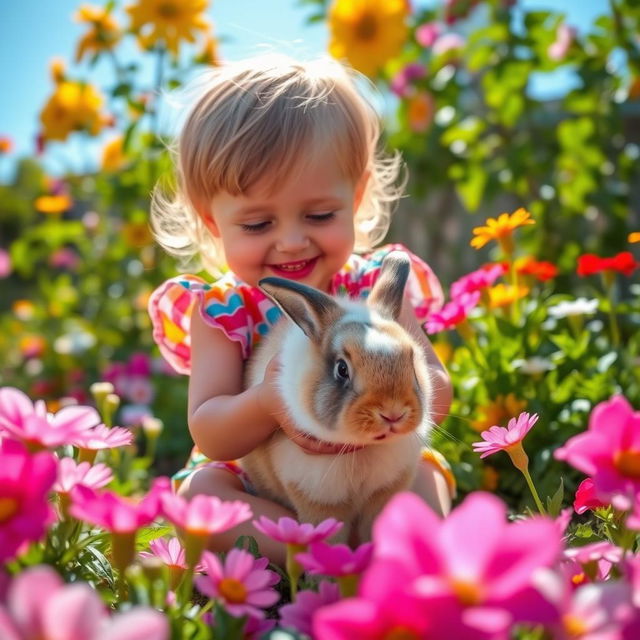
[470, 208, 535, 253]
[123, 221, 153, 248]
[101, 136, 127, 172]
[195, 32, 219, 66]
[12, 300, 36, 321]
[407, 91, 434, 133]
[629, 232, 640, 244]
[513, 256, 558, 282]
[487, 283, 530, 309]
[0, 136, 13, 154]
[50, 58, 66, 84]
[471, 394, 527, 433]
[432, 340, 454, 366]
[20, 335, 47, 359]
[74, 4, 122, 63]
[34, 194, 73, 214]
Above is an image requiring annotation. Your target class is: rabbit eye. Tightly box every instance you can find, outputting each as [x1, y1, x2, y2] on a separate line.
[334, 359, 350, 382]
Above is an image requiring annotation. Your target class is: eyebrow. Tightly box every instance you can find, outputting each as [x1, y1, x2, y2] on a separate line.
[235, 197, 344, 216]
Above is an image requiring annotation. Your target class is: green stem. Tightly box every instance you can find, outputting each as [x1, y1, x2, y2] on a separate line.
[602, 272, 620, 347]
[286, 543, 305, 600]
[521, 466, 546, 515]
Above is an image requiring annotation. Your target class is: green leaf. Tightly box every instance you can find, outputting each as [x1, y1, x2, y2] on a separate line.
[545, 477, 564, 517]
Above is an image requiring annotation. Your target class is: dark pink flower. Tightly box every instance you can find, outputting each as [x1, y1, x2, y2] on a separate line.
[252, 516, 343, 545]
[69, 477, 169, 534]
[424, 291, 480, 334]
[0, 565, 169, 639]
[415, 21, 442, 47]
[450, 264, 505, 299]
[195, 549, 280, 619]
[574, 478, 608, 515]
[279, 581, 340, 636]
[555, 395, 640, 509]
[296, 542, 373, 578]
[0, 248, 11, 279]
[472, 412, 539, 459]
[0, 387, 99, 450]
[390, 62, 426, 97]
[0, 439, 57, 563]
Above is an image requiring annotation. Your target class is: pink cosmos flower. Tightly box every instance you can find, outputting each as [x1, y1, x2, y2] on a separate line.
[0, 565, 169, 640]
[0, 248, 11, 279]
[0, 387, 99, 449]
[432, 33, 466, 58]
[390, 62, 426, 98]
[53, 458, 113, 493]
[317, 492, 562, 639]
[139, 537, 204, 589]
[415, 21, 441, 47]
[252, 516, 343, 545]
[71, 424, 134, 451]
[450, 264, 505, 299]
[472, 412, 539, 459]
[69, 476, 169, 534]
[161, 493, 252, 537]
[533, 568, 634, 638]
[279, 581, 341, 636]
[555, 395, 640, 509]
[195, 549, 280, 619]
[424, 291, 480, 334]
[548, 22, 576, 61]
[562, 541, 623, 587]
[0, 439, 58, 563]
[296, 542, 373, 578]
[574, 478, 608, 515]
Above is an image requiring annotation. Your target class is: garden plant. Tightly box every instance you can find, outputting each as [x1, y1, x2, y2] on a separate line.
[1, 0, 640, 638]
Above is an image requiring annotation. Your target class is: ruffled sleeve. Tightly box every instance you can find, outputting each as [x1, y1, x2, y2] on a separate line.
[148, 273, 282, 374]
[330, 243, 444, 323]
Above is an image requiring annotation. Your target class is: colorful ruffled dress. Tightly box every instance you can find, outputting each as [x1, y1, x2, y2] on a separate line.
[148, 243, 456, 497]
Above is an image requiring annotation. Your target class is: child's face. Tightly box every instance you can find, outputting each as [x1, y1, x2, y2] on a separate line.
[204, 152, 366, 291]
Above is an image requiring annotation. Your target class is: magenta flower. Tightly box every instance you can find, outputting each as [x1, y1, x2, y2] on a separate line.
[279, 581, 340, 636]
[432, 33, 466, 57]
[562, 541, 623, 586]
[0, 387, 99, 449]
[296, 542, 373, 578]
[555, 395, 640, 508]
[320, 492, 562, 638]
[424, 291, 480, 334]
[472, 412, 539, 459]
[53, 458, 113, 493]
[0, 248, 11, 279]
[252, 516, 343, 546]
[389, 62, 426, 98]
[195, 549, 280, 619]
[139, 537, 204, 590]
[0, 565, 169, 639]
[415, 21, 441, 47]
[450, 264, 505, 299]
[574, 478, 608, 515]
[71, 424, 134, 451]
[70, 476, 169, 533]
[0, 439, 57, 563]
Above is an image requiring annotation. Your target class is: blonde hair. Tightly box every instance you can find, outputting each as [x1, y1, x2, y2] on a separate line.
[151, 53, 405, 276]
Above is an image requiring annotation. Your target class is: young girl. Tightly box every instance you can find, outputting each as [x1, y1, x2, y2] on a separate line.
[148, 54, 455, 565]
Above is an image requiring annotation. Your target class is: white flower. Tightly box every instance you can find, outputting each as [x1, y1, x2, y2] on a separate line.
[547, 298, 599, 319]
[513, 357, 555, 375]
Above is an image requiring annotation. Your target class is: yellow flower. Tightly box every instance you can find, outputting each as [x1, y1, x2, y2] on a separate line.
[12, 300, 36, 321]
[101, 136, 127, 172]
[471, 394, 527, 433]
[123, 221, 153, 248]
[487, 283, 530, 309]
[40, 81, 107, 142]
[34, 194, 73, 214]
[74, 4, 122, 63]
[629, 232, 640, 243]
[195, 30, 219, 66]
[470, 208, 535, 252]
[328, 0, 410, 77]
[432, 340, 453, 366]
[407, 90, 434, 133]
[126, 0, 210, 56]
[50, 58, 66, 84]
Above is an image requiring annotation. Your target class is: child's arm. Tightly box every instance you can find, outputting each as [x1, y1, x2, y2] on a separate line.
[187, 309, 279, 461]
[399, 297, 453, 424]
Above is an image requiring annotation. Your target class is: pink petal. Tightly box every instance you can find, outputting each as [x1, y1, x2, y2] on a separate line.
[52, 405, 101, 432]
[95, 608, 169, 640]
[42, 584, 105, 640]
[0, 387, 34, 428]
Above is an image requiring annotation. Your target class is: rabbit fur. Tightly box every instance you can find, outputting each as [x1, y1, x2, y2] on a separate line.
[240, 251, 433, 543]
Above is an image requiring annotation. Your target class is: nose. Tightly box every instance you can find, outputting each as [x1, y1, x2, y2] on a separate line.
[378, 410, 406, 429]
[275, 224, 310, 253]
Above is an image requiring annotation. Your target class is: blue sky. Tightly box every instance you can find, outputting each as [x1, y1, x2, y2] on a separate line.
[0, 0, 610, 179]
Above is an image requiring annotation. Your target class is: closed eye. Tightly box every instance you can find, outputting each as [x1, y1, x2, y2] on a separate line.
[306, 212, 336, 223]
[240, 221, 271, 232]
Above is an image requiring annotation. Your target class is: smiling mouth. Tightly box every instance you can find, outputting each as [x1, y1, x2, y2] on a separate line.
[268, 257, 318, 278]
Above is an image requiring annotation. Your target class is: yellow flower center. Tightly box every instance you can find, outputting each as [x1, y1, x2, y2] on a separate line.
[158, 2, 180, 18]
[354, 12, 377, 41]
[614, 450, 640, 478]
[384, 627, 420, 640]
[450, 578, 483, 606]
[218, 578, 247, 604]
[571, 572, 586, 586]
[563, 614, 588, 637]
[0, 497, 19, 523]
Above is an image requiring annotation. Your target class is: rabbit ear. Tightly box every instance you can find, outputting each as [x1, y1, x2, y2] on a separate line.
[367, 251, 411, 320]
[259, 277, 342, 341]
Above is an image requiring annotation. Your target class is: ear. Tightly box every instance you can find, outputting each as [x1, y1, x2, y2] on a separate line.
[258, 278, 342, 341]
[353, 170, 370, 212]
[367, 251, 411, 321]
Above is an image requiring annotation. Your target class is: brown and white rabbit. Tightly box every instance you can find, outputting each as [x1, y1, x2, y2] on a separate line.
[240, 251, 433, 543]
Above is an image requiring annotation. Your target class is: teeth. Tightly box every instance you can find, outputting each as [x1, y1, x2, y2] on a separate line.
[278, 262, 306, 271]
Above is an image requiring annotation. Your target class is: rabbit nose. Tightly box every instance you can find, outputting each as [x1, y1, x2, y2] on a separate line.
[379, 411, 405, 425]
